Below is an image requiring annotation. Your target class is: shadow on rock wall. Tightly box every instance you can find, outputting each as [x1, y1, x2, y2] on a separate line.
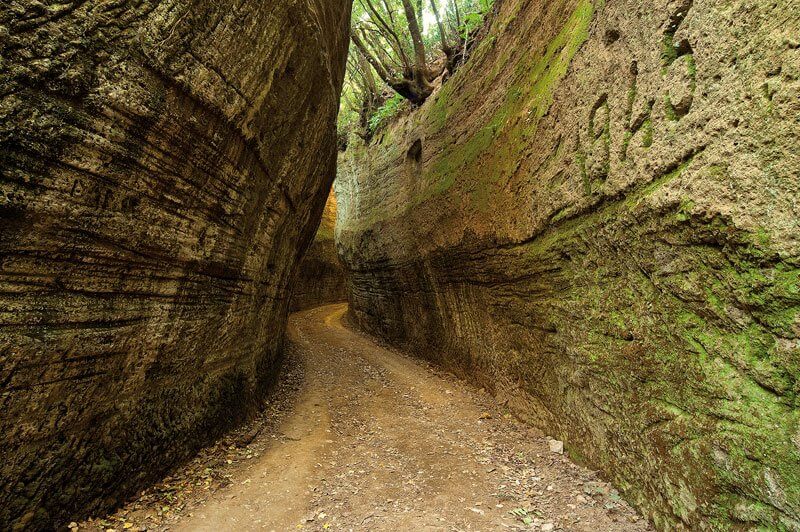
[0, 0, 351, 528]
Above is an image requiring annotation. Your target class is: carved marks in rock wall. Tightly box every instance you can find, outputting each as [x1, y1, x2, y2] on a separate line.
[577, 0, 697, 196]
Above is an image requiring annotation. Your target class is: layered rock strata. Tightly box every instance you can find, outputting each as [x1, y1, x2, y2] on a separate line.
[336, 0, 800, 528]
[0, 0, 350, 528]
[291, 191, 348, 311]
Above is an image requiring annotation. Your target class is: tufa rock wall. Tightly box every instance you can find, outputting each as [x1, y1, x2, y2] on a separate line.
[0, 0, 350, 528]
[336, 0, 800, 528]
[291, 190, 348, 311]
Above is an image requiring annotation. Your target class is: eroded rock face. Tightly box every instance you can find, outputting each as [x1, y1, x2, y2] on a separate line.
[291, 191, 348, 311]
[0, 0, 350, 528]
[337, 0, 800, 528]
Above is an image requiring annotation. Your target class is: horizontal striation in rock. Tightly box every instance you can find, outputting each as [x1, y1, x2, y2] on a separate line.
[0, 0, 351, 529]
[336, 0, 800, 529]
[291, 191, 348, 311]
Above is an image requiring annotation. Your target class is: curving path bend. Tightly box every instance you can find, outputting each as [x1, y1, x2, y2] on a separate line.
[83, 304, 650, 531]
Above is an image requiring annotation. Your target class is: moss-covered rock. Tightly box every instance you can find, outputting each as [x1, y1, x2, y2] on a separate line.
[0, 0, 351, 528]
[336, 0, 800, 528]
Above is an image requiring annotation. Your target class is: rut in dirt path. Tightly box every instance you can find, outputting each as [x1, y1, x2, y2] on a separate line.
[84, 304, 650, 531]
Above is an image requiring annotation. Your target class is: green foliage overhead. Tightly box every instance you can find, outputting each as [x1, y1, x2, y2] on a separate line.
[340, 0, 495, 141]
[368, 93, 406, 132]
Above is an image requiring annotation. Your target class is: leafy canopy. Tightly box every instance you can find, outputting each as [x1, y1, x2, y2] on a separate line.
[339, 0, 494, 142]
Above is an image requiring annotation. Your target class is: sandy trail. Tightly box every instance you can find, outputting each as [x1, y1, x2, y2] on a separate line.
[83, 303, 650, 531]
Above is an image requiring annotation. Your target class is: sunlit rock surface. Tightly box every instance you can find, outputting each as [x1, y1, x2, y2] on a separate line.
[291, 191, 348, 311]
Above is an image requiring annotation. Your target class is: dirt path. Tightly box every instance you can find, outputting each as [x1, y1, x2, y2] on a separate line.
[80, 304, 650, 531]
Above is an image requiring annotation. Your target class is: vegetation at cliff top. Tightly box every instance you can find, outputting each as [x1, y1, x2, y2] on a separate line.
[339, 0, 495, 141]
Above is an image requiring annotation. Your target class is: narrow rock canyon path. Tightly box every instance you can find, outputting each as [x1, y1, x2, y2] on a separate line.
[82, 304, 650, 531]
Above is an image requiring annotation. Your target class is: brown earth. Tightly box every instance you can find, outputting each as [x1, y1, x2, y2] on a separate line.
[78, 304, 650, 531]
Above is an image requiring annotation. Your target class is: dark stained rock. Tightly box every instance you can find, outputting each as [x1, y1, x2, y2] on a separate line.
[0, 0, 351, 528]
[336, 0, 800, 529]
